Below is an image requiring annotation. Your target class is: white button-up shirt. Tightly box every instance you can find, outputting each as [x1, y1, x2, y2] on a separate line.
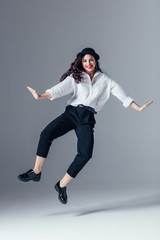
[46, 71, 133, 112]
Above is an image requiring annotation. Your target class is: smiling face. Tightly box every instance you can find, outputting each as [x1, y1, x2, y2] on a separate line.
[82, 54, 96, 74]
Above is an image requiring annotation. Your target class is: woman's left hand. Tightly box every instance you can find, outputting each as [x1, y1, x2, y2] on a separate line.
[138, 101, 153, 111]
[130, 100, 153, 111]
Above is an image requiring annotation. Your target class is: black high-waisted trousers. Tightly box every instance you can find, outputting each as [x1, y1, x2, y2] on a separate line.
[36, 105, 96, 178]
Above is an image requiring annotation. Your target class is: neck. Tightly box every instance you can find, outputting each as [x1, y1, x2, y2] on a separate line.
[86, 70, 95, 80]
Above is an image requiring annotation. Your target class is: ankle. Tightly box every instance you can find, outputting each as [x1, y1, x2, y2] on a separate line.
[60, 180, 66, 188]
[33, 168, 41, 174]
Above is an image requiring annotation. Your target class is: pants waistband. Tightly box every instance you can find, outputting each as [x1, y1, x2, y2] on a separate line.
[77, 104, 97, 114]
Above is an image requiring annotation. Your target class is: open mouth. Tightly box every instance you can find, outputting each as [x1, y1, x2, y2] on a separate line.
[86, 66, 92, 69]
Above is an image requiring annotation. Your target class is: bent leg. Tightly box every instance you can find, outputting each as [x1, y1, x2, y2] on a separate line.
[66, 124, 94, 178]
[36, 111, 74, 158]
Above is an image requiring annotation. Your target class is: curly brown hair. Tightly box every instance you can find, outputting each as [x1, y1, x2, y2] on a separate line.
[60, 56, 103, 84]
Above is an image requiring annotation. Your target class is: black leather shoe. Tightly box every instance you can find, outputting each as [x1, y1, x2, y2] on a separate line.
[54, 181, 68, 204]
[18, 169, 41, 182]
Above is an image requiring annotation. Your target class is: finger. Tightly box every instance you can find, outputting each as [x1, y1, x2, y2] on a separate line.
[147, 100, 153, 104]
[27, 87, 36, 94]
[146, 101, 153, 107]
[141, 101, 153, 110]
[26, 86, 32, 90]
[26, 86, 33, 92]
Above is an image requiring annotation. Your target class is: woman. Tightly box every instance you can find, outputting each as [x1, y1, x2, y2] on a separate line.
[18, 48, 153, 204]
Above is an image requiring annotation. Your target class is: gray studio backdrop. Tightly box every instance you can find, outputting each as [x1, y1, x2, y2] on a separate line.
[0, 0, 160, 195]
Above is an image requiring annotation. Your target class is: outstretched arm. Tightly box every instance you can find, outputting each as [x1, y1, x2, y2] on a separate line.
[130, 100, 153, 111]
[110, 79, 153, 110]
[26, 86, 52, 100]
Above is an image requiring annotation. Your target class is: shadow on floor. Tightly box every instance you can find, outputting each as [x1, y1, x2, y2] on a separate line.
[45, 193, 160, 217]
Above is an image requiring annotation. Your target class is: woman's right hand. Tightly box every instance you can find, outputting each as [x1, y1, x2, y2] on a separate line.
[26, 86, 40, 100]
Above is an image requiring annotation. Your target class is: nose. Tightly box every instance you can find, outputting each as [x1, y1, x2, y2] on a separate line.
[86, 61, 91, 65]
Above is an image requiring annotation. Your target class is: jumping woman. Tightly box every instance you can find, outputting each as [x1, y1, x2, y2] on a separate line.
[18, 48, 153, 204]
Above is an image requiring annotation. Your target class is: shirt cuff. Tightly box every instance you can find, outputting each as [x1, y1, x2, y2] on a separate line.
[46, 89, 56, 101]
[123, 97, 134, 108]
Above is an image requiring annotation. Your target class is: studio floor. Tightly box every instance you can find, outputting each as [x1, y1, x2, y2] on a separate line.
[1, 186, 160, 240]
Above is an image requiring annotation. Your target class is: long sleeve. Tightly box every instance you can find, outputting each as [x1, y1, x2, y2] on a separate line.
[110, 79, 133, 107]
[45, 72, 134, 111]
[46, 76, 74, 100]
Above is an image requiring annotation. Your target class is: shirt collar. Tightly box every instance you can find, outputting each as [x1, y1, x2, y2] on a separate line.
[81, 71, 101, 79]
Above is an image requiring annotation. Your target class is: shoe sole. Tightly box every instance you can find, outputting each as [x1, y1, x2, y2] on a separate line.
[18, 176, 40, 182]
[54, 185, 67, 204]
